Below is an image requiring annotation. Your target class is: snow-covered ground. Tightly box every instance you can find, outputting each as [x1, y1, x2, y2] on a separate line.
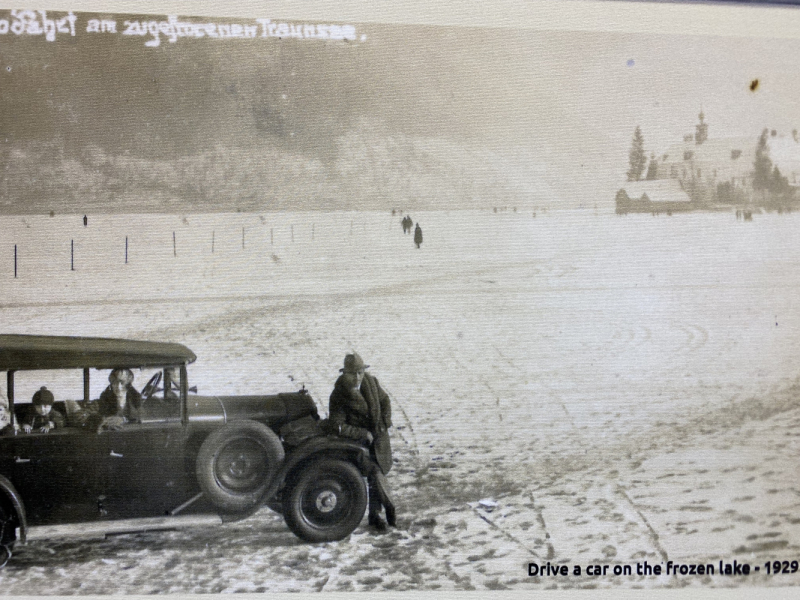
[0, 208, 799, 591]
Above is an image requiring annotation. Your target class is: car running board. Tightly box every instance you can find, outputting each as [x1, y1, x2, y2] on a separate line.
[26, 514, 223, 542]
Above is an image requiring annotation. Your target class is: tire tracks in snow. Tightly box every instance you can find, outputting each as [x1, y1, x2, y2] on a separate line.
[469, 505, 543, 559]
[614, 486, 669, 562]
[491, 345, 670, 565]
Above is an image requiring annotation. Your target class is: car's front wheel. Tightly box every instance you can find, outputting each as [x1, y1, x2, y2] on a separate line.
[196, 421, 285, 513]
[283, 458, 367, 543]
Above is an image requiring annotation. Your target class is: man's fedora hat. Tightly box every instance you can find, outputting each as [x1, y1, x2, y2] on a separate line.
[340, 352, 369, 373]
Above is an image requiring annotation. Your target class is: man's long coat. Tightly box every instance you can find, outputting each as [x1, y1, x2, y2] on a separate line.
[329, 372, 393, 473]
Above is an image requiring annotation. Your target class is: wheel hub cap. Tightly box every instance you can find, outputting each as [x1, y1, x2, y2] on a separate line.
[316, 490, 338, 513]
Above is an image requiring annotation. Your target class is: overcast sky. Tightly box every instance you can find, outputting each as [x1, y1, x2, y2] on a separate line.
[2, 11, 799, 203]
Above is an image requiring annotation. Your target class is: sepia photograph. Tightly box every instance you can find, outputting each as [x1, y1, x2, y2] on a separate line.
[0, 0, 799, 593]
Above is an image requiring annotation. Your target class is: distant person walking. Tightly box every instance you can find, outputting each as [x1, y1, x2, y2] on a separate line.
[83, 215, 88, 227]
[414, 223, 423, 249]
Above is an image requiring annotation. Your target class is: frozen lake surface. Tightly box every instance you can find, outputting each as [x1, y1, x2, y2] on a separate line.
[0, 208, 798, 591]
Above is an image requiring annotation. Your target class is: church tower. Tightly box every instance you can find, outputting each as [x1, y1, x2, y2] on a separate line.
[695, 110, 708, 145]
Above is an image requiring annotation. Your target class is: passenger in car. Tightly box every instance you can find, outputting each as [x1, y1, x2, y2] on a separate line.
[94, 368, 142, 431]
[70, 369, 143, 432]
[164, 367, 181, 399]
[0, 399, 17, 435]
[21, 387, 65, 433]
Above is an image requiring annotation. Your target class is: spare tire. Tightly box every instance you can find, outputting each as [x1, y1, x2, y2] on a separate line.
[196, 421, 285, 513]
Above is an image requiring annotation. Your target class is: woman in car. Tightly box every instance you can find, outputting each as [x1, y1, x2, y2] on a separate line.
[67, 369, 142, 433]
[97, 368, 142, 427]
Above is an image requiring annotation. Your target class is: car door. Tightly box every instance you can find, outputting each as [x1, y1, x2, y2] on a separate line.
[100, 420, 192, 519]
[1, 427, 107, 525]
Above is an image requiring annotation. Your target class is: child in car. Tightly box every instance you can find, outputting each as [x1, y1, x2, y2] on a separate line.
[22, 387, 65, 433]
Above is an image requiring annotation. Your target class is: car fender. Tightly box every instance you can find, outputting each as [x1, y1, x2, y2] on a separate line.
[270, 436, 370, 497]
[0, 475, 26, 544]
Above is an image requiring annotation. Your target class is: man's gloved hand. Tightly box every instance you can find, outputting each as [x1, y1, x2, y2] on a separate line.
[362, 431, 374, 445]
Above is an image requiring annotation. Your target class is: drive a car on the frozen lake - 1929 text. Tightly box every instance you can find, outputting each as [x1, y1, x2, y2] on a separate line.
[0, 334, 376, 565]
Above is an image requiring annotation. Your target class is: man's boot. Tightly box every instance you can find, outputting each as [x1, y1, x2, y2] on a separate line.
[368, 484, 388, 532]
[368, 513, 388, 532]
[385, 503, 397, 527]
[373, 470, 397, 527]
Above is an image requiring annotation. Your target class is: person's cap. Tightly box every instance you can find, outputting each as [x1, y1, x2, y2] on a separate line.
[32, 386, 54, 405]
[340, 353, 369, 373]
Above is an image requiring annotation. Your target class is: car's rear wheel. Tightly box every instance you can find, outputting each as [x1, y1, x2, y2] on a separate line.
[196, 421, 284, 513]
[283, 458, 367, 543]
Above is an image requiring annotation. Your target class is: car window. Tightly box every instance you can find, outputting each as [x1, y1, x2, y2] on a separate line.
[12, 369, 83, 405]
[6, 369, 82, 432]
[142, 367, 182, 422]
[94, 367, 182, 421]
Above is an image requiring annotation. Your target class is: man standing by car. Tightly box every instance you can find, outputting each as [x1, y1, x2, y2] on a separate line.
[329, 353, 397, 532]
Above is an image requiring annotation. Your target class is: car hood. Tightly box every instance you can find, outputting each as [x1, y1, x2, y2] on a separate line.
[187, 391, 318, 426]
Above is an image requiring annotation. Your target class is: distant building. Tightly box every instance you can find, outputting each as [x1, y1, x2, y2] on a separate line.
[617, 111, 800, 213]
[615, 180, 692, 214]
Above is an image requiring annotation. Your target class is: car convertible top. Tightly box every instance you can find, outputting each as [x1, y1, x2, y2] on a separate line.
[0, 334, 197, 371]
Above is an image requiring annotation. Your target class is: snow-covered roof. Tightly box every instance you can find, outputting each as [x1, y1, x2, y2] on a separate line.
[619, 179, 692, 203]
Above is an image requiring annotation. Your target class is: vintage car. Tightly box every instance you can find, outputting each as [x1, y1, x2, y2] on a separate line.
[0, 334, 374, 564]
